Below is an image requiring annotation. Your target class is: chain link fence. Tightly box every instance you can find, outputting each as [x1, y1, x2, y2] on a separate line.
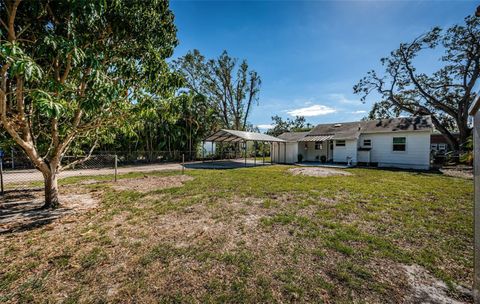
[0, 149, 201, 197]
[0, 147, 271, 203]
[0, 154, 118, 195]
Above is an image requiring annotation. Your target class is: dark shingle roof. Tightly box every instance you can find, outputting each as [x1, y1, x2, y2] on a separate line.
[277, 131, 310, 142]
[360, 116, 433, 133]
[283, 116, 433, 141]
[307, 116, 432, 139]
[308, 121, 362, 139]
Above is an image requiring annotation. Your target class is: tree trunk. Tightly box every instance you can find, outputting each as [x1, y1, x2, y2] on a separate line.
[43, 170, 59, 209]
[457, 116, 472, 152]
[430, 115, 460, 151]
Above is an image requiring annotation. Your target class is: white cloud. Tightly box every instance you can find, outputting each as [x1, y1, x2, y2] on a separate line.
[257, 124, 274, 130]
[352, 110, 367, 114]
[329, 93, 361, 105]
[287, 105, 336, 117]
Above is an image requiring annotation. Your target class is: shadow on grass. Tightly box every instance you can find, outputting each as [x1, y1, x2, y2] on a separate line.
[0, 189, 74, 234]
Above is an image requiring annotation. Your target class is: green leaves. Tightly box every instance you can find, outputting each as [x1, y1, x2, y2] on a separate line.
[354, 14, 479, 149]
[0, 42, 43, 81]
[174, 49, 261, 131]
[30, 90, 64, 118]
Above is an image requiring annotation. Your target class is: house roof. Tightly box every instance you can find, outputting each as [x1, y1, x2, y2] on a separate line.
[281, 116, 433, 142]
[204, 129, 285, 142]
[307, 116, 432, 138]
[360, 116, 433, 134]
[277, 131, 310, 142]
[308, 121, 362, 138]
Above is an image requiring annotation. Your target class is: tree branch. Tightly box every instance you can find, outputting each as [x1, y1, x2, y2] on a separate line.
[399, 47, 457, 117]
[60, 54, 72, 83]
[7, 0, 21, 42]
[59, 138, 99, 171]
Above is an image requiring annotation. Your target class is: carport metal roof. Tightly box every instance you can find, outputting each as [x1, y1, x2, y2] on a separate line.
[300, 135, 334, 142]
[204, 129, 285, 142]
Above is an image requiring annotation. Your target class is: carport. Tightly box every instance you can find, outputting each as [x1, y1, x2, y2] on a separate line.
[202, 129, 287, 167]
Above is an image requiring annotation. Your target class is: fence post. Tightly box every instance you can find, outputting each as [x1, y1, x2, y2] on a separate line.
[182, 154, 185, 175]
[0, 158, 4, 195]
[114, 154, 118, 182]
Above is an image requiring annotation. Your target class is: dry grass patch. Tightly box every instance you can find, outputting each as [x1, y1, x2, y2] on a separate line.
[0, 167, 473, 303]
[440, 166, 473, 180]
[111, 175, 194, 192]
[289, 167, 353, 177]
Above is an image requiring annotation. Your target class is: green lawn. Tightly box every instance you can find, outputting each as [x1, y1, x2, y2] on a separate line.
[0, 166, 473, 303]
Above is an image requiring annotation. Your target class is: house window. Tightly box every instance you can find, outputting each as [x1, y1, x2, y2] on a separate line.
[315, 141, 322, 150]
[393, 137, 406, 151]
[438, 143, 447, 151]
[336, 140, 346, 147]
[363, 139, 371, 147]
[431, 144, 438, 151]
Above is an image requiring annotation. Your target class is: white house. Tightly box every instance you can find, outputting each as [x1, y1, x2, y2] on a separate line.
[271, 116, 433, 170]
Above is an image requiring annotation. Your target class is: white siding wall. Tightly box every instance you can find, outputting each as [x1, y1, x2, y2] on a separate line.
[299, 142, 328, 161]
[357, 150, 371, 163]
[332, 139, 358, 164]
[358, 132, 431, 170]
[272, 142, 297, 164]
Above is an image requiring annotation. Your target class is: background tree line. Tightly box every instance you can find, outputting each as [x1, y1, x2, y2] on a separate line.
[0, 0, 260, 207]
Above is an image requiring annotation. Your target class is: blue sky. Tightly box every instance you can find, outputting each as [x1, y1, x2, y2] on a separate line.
[170, 0, 477, 130]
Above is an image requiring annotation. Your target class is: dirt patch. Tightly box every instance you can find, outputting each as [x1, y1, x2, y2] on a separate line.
[112, 175, 194, 193]
[0, 190, 100, 234]
[288, 167, 352, 177]
[61, 193, 99, 210]
[440, 166, 473, 180]
[403, 264, 472, 304]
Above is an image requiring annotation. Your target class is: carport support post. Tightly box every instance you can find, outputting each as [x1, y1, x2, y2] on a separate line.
[277, 142, 279, 163]
[244, 140, 247, 167]
[284, 142, 286, 164]
[202, 141, 205, 162]
[270, 142, 273, 165]
[254, 141, 256, 167]
[211, 141, 214, 169]
[262, 141, 265, 165]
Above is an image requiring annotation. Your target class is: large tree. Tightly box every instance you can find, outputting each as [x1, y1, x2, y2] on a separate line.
[0, 0, 177, 208]
[354, 15, 480, 150]
[174, 49, 261, 130]
[266, 115, 313, 137]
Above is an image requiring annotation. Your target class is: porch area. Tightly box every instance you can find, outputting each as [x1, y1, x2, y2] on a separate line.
[297, 135, 334, 163]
